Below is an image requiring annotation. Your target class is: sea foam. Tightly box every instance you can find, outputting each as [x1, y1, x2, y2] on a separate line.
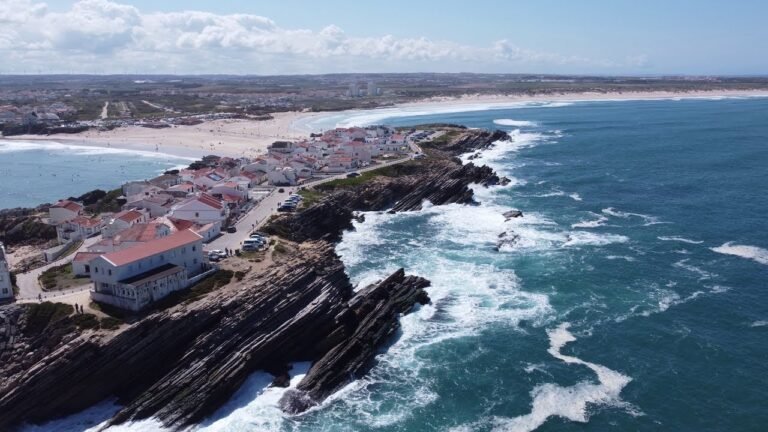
[710, 242, 768, 266]
[490, 323, 633, 432]
[493, 119, 538, 127]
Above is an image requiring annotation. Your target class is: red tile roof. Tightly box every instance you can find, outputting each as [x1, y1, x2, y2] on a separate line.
[196, 193, 223, 210]
[52, 200, 83, 212]
[71, 216, 102, 228]
[73, 252, 100, 263]
[101, 229, 202, 267]
[116, 210, 144, 223]
[167, 217, 195, 231]
[113, 223, 166, 243]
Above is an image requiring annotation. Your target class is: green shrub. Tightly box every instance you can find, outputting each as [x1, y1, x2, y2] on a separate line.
[23, 302, 73, 335]
[99, 316, 123, 330]
[71, 313, 100, 330]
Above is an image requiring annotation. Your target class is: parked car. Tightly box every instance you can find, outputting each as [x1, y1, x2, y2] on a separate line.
[346, 172, 360, 178]
[208, 250, 226, 261]
[242, 239, 263, 251]
[226, 226, 237, 233]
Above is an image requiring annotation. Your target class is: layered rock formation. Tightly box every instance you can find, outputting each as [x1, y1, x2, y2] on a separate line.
[0, 242, 429, 430]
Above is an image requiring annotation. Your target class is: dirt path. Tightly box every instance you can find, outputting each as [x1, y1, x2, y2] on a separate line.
[100, 101, 109, 120]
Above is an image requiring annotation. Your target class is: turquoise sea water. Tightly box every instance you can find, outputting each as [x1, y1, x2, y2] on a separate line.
[0, 141, 193, 210]
[25, 97, 768, 432]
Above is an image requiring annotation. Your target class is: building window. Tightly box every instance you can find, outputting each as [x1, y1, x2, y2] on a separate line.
[108, 270, 112, 276]
[195, 212, 199, 217]
[193, 258, 198, 264]
[2, 288, 7, 294]
[192, 246, 196, 251]
[94, 267, 98, 273]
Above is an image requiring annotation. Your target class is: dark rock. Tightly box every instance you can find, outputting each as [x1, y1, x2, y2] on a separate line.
[495, 231, 520, 251]
[270, 373, 291, 388]
[0, 243, 430, 431]
[279, 269, 430, 414]
[503, 210, 524, 220]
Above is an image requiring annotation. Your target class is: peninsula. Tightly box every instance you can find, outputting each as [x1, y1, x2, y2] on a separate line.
[0, 126, 509, 430]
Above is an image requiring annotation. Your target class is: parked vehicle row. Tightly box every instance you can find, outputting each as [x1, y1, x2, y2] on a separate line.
[243, 232, 269, 251]
[278, 193, 303, 212]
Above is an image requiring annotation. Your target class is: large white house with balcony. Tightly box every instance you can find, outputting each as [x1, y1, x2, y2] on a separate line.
[88, 229, 207, 311]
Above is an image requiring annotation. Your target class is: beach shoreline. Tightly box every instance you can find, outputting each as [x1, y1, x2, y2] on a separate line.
[3, 89, 768, 159]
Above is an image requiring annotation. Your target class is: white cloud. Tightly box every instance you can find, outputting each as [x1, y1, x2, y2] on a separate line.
[0, 0, 641, 74]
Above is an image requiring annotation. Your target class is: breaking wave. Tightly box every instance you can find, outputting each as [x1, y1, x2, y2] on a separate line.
[710, 242, 768, 266]
[657, 236, 704, 245]
[493, 119, 538, 127]
[488, 323, 633, 432]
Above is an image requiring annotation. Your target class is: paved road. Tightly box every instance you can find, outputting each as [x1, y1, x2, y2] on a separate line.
[206, 155, 413, 253]
[15, 236, 102, 301]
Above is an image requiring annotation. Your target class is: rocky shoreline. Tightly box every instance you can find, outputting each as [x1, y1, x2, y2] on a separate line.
[0, 128, 510, 431]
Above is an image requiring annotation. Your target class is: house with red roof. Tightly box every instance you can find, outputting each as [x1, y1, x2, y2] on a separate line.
[169, 193, 228, 228]
[103, 209, 150, 238]
[89, 229, 207, 311]
[56, 216, 104, 243]
[49, 200, 83, 225]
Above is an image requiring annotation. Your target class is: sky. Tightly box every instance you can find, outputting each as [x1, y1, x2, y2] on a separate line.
[1, 0, 767, 75]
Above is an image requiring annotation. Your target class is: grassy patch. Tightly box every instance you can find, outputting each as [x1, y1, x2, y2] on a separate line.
[273, 242, 289, 255]
[71, 313, 100, 330]
[423, 130, 462, 148]
[317, 161, 420, 191]
[100, 316, 123, 330]
[297, 189, 326, 207]
[39, 262, 85, 291]
[23, 302, 73, 335]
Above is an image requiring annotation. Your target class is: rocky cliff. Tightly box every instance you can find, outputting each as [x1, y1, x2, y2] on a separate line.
[0, 241, 429, 430]
[265, 130, 510, 243]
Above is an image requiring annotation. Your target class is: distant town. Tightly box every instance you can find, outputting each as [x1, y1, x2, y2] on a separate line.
[2, 73, 768, 136]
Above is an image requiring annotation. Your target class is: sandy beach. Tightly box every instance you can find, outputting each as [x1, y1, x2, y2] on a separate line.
[3, 89, 767, 160]
[2, 111, 319, 159]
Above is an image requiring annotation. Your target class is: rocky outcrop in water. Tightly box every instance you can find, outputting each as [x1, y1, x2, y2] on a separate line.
[0, 242, 430, 430]
[279, 269, 430, 414]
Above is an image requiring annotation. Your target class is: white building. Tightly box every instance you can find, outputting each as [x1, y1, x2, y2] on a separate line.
[49, 200, 83, 225]
[56, 216, 103, 243]
[0, 243, 13, 300]
[102, 209, 150, 238]
[89, 230, 206, 311]
[170, 193, 228, 225]
[267, 167, 298, 186]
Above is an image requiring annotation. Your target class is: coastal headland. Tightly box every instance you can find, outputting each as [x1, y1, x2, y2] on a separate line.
[0, 127, 510, 430]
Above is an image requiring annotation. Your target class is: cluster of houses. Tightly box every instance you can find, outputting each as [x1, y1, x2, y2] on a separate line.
[17, 126, 415, 311]
[257, 125, 410, 184]
[46, 156, 265, 311]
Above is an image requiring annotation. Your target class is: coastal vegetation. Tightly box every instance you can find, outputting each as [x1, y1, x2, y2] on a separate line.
[38, 262, 84, 291]
[0, 208, 57, 247]
[71, 188, 123, 214]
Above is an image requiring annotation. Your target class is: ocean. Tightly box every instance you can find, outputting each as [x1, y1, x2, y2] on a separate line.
[0, 141, 194, 210]
[24, 97, 768, 431]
